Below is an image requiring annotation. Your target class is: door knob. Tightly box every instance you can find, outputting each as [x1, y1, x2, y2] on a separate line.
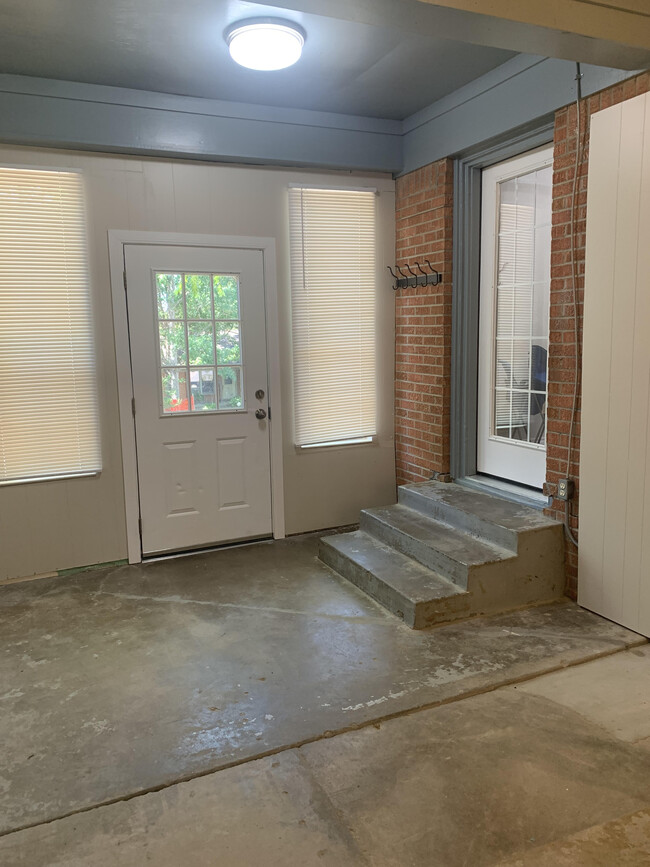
[255, 409, 267, 420]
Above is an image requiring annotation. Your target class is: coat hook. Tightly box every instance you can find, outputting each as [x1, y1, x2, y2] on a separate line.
[415, 261, 427, 276]
[387, 265, 398, 280]
[425, 259, 436, 273]
[406, 263, 417, 278]
[396, 265, 408, 279]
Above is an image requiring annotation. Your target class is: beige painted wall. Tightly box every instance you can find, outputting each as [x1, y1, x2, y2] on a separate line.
[579, 93, 650, 638]
[0, 146, 396, 580]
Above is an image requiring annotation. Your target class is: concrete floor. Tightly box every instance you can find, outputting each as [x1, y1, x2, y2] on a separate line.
[0, 533, 648, 865]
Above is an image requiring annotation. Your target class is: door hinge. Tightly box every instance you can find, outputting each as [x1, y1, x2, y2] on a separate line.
[267, 405, 271, 420]
[138, 517, 142, 536]
[131, 397, 136, 417]
[123, 271, 127, 292]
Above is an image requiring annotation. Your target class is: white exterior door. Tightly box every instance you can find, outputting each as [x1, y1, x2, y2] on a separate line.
[125, 244, 272, 555]
[477, 146, 553, 489]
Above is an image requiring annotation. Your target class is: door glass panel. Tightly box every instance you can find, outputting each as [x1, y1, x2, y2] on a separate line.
[213, 275, 240, 319]
[216, 322, 241, 364]
[185, 274, 212, 320]
[162, 368, 189, 412]
[156, 273, 184, 320]
[492, 165, 551, 446]
[159, 321, 187, 366]
[155, 272, 244, 414]
[188, 322, 215, 366]
[217, 366, 243, 409]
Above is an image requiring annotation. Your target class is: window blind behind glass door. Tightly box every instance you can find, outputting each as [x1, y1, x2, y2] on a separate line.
[0, 167, 101, 483]
[289, 187, 377, 447]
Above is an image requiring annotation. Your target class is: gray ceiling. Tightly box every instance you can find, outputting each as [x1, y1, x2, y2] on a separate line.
[0, 0, 515, 120]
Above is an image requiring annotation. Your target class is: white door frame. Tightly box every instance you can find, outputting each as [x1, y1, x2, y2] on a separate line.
[108, 230, 285, 564]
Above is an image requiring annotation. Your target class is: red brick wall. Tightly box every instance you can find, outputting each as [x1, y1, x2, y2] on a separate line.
[392, 72, 649, 598]
[545, 70, 650, 598]
[394, 158, 454, 485]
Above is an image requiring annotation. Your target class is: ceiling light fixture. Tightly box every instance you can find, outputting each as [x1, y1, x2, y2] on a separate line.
[225, 18, 305, 71]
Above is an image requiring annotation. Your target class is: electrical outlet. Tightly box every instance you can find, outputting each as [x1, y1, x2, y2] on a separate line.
[557, 478, 575, 501]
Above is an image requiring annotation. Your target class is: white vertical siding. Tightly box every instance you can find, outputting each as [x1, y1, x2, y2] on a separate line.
[579, 92, 650, 637]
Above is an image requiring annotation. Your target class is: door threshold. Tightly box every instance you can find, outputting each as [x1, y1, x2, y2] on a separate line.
[458, 475, 548, 510]
[143, 536, 274, 563]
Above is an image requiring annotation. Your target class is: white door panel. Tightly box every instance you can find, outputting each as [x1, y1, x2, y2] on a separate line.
[477, 146, 553, 489]
[125, 244, 272, 555]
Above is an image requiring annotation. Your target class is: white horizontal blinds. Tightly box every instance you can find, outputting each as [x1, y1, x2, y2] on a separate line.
[289, 187, 377, 446]
[0, 167, 101, 483]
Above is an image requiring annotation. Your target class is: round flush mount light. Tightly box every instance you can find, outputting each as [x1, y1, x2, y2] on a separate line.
[225, 18, 306, 71]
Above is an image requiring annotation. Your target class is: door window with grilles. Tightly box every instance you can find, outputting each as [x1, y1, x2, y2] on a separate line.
[289, 186, 377, 448]
[0, 166, 101, 484]
[155, 272, 244, 414]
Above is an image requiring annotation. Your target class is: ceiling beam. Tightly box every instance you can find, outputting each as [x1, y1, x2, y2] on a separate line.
[252, 0, 650, 69]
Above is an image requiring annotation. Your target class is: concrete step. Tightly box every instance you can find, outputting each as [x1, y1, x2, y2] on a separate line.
[360, 504, 513, 589]
[319, 530, 470, 629]
[398, 480, 558, 553]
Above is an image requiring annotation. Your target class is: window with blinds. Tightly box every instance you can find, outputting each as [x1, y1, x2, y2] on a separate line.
[289, 186, 377, 447]
[0, 166, 101, 484]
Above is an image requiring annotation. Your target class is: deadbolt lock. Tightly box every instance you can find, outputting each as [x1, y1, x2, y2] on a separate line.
[255, 389, 265, 400]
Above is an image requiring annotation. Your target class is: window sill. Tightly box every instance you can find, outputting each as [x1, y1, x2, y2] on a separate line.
[297, 436, 376, 452]
[0, 471, 101, 487]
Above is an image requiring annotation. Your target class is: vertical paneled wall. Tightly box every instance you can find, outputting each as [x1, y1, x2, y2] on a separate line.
[578, 92, 650, 638]
[0, 147, 396, 580]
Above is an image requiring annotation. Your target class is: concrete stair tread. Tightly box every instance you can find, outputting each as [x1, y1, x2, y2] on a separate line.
[322, 531, 467, 604]
[400, 480, 556, 534]
[362, 504, 514, 567]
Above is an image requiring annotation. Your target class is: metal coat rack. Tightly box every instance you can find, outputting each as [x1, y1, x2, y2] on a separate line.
[387, 260, 442, 291]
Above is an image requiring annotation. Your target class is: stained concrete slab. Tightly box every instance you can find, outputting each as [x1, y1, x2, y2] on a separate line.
[0, 751, 362, 867]
[2, 683, 650, 866]
[497, 808, 650, 866]
[513, 644, 650, 744]
[298, 689, 650, 867]
[0, 534, 644, 835]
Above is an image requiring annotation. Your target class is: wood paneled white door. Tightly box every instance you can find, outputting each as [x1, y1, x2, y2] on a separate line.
[477, 147, 553, 489]
[125, 244, 272, 555]
[579, 93, 650, 638]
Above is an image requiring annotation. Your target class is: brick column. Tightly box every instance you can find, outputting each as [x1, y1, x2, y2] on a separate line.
[394, 159, 454, 486]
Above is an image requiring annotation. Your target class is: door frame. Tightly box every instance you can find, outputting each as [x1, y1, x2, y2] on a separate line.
[108, 230, 285, 564]
[450, 119, 554, 484]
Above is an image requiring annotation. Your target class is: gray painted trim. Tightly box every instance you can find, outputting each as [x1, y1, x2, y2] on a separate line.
[0, 75, 402, 174]
[401, 58, 634, 175]
[450, 118, 555, 481]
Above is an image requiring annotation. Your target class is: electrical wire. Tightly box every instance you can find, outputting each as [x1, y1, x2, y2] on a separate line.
[564, 62, 586, 548]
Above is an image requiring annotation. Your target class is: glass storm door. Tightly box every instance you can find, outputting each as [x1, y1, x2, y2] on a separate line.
[477, 146, 553, 489]
[125, 244, 272, 555]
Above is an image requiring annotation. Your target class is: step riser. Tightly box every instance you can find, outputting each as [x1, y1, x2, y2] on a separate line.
[319, 537, 471, 629]
[398, 487, 519, 552]
[319, 538, 416, 626]
[360, 511, 470, 587]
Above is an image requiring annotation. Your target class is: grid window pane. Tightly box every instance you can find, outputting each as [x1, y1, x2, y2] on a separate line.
[156, 273, 183, 320]
[185, 274, 212, 320]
